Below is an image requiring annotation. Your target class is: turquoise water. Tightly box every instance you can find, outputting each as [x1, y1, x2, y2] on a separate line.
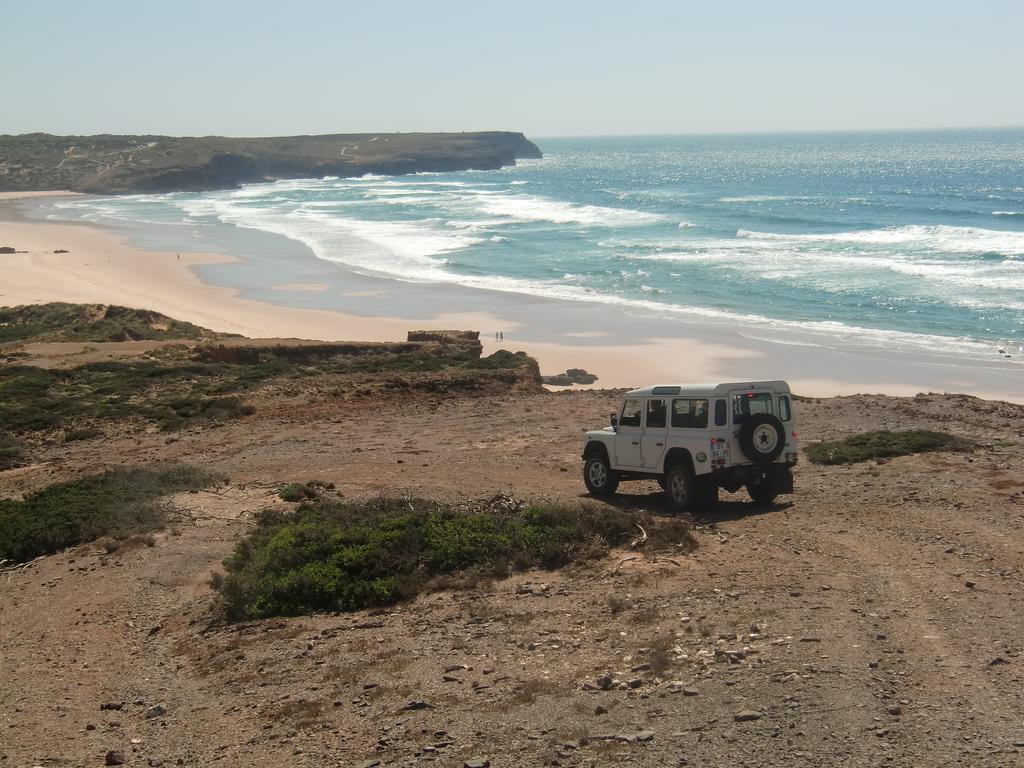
[51, 130, 1024, 353]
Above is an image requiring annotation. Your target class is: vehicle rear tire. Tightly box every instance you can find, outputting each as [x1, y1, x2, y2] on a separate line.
[695, 477, 718, 509]
[584, 455, 619, 496]
[739, 413, 786, 465]
[665, 463, 695, 512]
[747, 476, 778, 504]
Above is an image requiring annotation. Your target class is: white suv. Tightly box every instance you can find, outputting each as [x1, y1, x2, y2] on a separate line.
[582, 381, 798, 510]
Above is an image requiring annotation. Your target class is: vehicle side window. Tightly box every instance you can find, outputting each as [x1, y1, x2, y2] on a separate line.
[779, 395, 791, 422]
[646, 399, 666, 429]
[715, 399, 727, 426]
[671, 398, 709, 429]
[619, 398, 643, 427]
[733, 392, 774, 421]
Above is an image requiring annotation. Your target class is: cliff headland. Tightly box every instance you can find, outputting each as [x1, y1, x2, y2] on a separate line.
[0, 131, 542, 194]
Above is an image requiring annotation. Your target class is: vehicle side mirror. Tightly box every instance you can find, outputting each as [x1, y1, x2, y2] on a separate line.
[610, 413, 618, 429]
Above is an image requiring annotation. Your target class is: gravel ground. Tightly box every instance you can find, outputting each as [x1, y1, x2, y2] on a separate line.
[2, 384, 1023, 768]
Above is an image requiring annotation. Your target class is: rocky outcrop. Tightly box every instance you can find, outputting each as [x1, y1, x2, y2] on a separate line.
[0, 132, 543, 194]
[407, 330, 483, 360]
[542, 368, 599, 386]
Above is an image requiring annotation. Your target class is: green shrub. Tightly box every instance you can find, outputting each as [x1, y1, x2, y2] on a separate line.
[214, 497, 692, 621]
[0, 464, 220, 562]
[805, 429, 973, 465]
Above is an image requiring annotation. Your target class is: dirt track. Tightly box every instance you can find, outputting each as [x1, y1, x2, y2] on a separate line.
[2, 389, 1024, 767]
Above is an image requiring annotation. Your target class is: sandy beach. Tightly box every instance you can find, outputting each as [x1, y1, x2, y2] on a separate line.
[2, 194, 1022, 401]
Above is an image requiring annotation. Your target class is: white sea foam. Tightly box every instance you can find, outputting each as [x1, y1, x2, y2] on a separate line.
[170, 195, 481, 284]
[471, 192, 664, 226]
[719, 195, 814, 203]
[363, 188, 441, 197]
[295, 200, 363, 208]
[363, 180, 469, 188]
[993, 211, 1024, 217]
[40, 172, 1023, 363]
[737, 225, 1024, 255]
[444, 218, 512, 231]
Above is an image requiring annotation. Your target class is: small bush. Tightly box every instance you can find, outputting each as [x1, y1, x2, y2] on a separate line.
[0, 463, 220, 562]
[805, 430, 974, 465]
[0, 434, 28, 470]
[279, 480, 335, 503]
[648, 635, 675, 678]
[279, 483, 312, 502]
[214, 496, 668, 621]
[65, 426, 103, 442]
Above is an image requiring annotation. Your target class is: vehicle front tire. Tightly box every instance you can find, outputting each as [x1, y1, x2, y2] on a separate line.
[747, 476, 778, 505]
[665, 463, 695, 512]
[584, 455, 619, 496]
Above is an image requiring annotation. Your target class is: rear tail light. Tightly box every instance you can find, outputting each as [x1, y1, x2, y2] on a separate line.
[791, 431, 798, 438]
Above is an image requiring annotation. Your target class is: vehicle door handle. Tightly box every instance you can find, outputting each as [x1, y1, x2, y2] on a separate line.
[656, 442, 663, 447]
[631, 441, 639, 445]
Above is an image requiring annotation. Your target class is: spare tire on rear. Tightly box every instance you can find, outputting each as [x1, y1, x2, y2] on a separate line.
[738, 413, 786, 465]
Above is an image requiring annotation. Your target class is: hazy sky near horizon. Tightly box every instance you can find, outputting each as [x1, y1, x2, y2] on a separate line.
[4, 0, 1023, 137]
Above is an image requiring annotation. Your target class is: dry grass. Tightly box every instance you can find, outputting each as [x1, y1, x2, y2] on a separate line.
[514, 678, 559, 704]
[648, 635, 675, 678]
[322, 665, 361, 685]
[631, 604, 662, 624]
[607, 593, 629, 615]
[261, 699, 323, 729]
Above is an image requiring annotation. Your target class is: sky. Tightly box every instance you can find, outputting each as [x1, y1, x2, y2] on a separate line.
[3, 0, 1023, 138]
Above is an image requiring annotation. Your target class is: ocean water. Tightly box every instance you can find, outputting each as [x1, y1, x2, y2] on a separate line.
[50, 130, 1024, 355]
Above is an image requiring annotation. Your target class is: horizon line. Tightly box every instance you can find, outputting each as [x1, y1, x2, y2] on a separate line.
[533, 123, 1024, 140]
[4, 123, 1024, 141]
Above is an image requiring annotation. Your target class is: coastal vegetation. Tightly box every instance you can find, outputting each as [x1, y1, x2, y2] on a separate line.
[805, 429, 974, 465]
[0, 307, 542, 458]
[0, 348, 537, 436]
[0, 303, 224, 343]
[0, 464, 220, 563]
[213, 496, 696, 620]
[0, 362, 259, 434]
